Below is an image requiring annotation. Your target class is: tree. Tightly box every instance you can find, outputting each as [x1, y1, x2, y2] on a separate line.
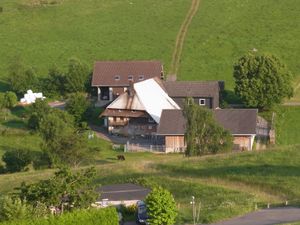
[8, 58, 38, 94]
[64, 58, 90, 93]
[183, 98, 233, 156]
[39, 110, 92, 167]
[28, 99, 51, 130]
[2, 149, 32, 173]
[234, 53, 293, 110]
[42, 66, 66, 97]
[18, 167, 98, 210]
[145, 187, 177, 225]
[4, 91, 17, 108]
[65, 93, 90, 124]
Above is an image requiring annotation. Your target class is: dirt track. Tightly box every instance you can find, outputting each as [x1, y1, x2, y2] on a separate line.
[169, 0, 200, 76]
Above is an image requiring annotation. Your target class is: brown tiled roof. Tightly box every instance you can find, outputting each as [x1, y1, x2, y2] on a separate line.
[157, 109, 257, 135]
[162, 81, 220, 97]
[213, 109, 258, 135]
[100, 109, 147, 118]
[157, 110, 186, 135]
[92, 61, 163, 86]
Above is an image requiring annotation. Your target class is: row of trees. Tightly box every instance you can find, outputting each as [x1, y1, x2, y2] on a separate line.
[8, 57, 91, 97]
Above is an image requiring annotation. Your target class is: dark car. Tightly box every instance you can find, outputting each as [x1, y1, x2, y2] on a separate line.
[136, 201, 149, 224]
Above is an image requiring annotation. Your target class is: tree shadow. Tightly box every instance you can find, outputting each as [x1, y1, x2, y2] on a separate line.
[221, 89, 243, 105]
[0, 79, 9, 93]
[1, 119, 27, 129]
[155, 163, 300, 178]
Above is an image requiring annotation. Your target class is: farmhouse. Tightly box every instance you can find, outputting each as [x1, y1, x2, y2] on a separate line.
[162, 81, 223, 109]
[91, 60, 164, 101]
[101, 78, 179, 136]
[157, 109, 257, 152]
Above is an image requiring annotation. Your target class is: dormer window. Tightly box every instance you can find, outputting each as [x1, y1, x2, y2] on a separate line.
[199, 99, 206, 106]
[114, 75, 120, 81]
[128, 75, 133, 81]
[138, 75, 144, 80]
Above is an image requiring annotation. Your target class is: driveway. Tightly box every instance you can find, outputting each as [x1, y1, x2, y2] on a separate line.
[208, 207, 300, 225]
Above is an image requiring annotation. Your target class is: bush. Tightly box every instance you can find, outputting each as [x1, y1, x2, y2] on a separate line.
[4, 92, 18, 109]
[32, 151, 52, 169]
[0, 196, 33, 222]
[2, 149, 32, 173]
[65, 93, 90, 124]
[0, 207, 119, 225]
[145, 187, 177, 225]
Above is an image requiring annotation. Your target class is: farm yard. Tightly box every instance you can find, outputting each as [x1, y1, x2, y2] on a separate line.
[0, 0, 300, 224]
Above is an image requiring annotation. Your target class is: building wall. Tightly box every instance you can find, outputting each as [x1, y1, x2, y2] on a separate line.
[233, 136, 252, 150]
[172, 97, 213, 109]
[165, 136, 185, 153]
[108, 116, 157, 136]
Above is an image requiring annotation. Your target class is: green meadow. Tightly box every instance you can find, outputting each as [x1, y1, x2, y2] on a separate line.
[0, 0, 300, 98]
[1, 0, 300, 223]
[179, 0, 300, 95]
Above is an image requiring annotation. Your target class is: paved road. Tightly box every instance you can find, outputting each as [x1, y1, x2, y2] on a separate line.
[208, 207, 300, 225]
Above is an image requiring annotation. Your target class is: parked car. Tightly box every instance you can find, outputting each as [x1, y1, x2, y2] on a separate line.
[136, 201, 149, 224]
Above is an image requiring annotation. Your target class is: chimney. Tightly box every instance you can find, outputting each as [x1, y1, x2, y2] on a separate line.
[128, 80, 134, 97]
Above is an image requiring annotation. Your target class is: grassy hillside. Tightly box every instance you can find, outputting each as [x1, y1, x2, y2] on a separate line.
[0, 0, 189, 83]
[1, 0, 299, 97]
[1, 145, 300, 223]
[179, 0, 300, 92]
[276, 106, 300, 146]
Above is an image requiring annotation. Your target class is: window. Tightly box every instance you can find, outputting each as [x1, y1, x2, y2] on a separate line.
[138, 75, 144, 80]
[148, 118, 154, 123]
[128, 75, 133, 81]
[148, 125, 153, 130]
[114, 75, 120, 81]
[199, 99, 206, 106]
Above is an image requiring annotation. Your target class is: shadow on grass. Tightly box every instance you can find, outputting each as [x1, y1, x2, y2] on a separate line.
[2, 119, 27, 129]
[155, 164, 300, 178]
[0, 80, 9, 93]
[10, 106, 30, 118]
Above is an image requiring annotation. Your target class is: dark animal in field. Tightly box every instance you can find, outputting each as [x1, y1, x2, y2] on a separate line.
[117, 155, 125, 161]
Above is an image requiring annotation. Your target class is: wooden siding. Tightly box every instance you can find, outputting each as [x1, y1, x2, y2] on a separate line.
[165, 136, 185, 153]
[233, 136, 251, 150]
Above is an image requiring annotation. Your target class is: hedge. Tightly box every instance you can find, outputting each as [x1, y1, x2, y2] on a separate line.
[0, 207, 119, 225]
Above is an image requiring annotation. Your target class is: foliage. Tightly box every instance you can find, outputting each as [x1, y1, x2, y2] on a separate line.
[0, 208, 119, 225]
[183, 98, 233, 156]
[233, 53, 293, 109]
[0, 92, 17, 110]
[65, 93, 90, 124]
[28, 99, 51, 130]
[0, 196, 33, 222]
[18, 167, 98, 210]
[38, 110, 92, 167]
[3, 92, 17, 109]
[7, 58, 38, 95]
[42, 66, 65, 97]
[145, 186, 177, 225]
[64, 58, 90, 94]
[2, 149, 32, 173]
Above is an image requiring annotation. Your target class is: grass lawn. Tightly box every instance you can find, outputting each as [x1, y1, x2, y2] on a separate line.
[1, 144, 300, 223]
[276, 106, 300, 146]
[179, 0, 300, 92]
[0, 0, 190, 86]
